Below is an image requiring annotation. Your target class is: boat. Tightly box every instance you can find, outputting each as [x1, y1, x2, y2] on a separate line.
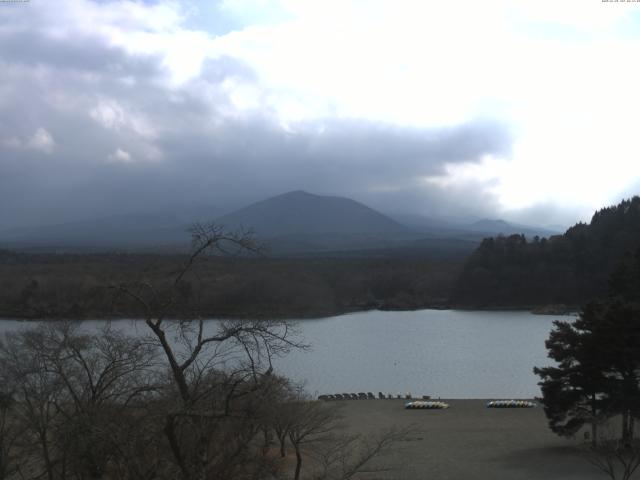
[405, 400, 449, 409]
[486, 400, 536, 408]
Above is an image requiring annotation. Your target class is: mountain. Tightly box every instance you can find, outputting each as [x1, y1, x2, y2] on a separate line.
[215, 191, 420, 253]
[0, 191, 420, 254]
[467, 218, 558, 238]
[390, 213, 558, 241]
[469, 218, 514, 232]
[388, 213, 464, 237]
[453, 196, 640, 308]
[0, 189, 557, 258]
[217, 191, 412, 237]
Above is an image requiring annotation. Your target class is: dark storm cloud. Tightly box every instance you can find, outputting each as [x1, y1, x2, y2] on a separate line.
[0, 2, 512, 229]
[155, 115, 511, 205]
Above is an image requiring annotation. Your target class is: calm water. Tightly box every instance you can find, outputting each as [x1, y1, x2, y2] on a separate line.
[0, 309, 564, 398]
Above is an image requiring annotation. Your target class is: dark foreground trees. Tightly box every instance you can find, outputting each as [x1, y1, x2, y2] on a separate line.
[0, 322, 163, 480]
[534, 301, 640, 445]
[0, 323, 402, 480]
[0, 223, 403, 479]
[535, 248, 640, 448]
[533, 305, 610, 445]
[0, 391, 22, 480]
[534, 249, 640, 480]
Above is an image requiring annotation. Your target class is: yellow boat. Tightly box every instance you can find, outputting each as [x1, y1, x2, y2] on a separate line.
[405, 401, 449, 409]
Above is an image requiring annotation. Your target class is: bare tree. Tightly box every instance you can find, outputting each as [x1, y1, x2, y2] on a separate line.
[586, 439, 640, 480]
[0, 328, 66, 480]
[112, 222, 306, 480]
[0, 391, 23, 480]
[262, 378, 303, 459]
[311, 428, 409, 480]
[583, 420, 640, 480]
[0, 322, 161, 480]
[272, 398, 294, 459]
[283, 396, 409, 480]
[43, 322, 159, 479]
[287, 400, 342, 480]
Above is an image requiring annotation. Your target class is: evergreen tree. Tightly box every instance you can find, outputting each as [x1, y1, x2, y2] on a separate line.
[591, 300, 640, 442]
[534, 305, 612, 445]
[455, 196, 640, 307]
[535, 250, 640, 445]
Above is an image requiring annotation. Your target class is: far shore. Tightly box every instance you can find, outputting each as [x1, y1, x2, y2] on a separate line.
[0, 304, 579, 322]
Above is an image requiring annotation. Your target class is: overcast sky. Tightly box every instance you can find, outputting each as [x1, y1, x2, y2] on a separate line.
[1, 0, 640, 230]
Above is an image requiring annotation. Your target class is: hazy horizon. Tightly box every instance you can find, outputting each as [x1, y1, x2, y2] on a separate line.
[0, 188, 576, 233]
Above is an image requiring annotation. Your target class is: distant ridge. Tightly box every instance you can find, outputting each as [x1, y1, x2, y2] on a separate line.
[0, 188, 556, 259]
[468, 218, 557, 237]
[389, 213, 558, 240]
[216, 190, 413, 239]
[470, 219, 512, 231]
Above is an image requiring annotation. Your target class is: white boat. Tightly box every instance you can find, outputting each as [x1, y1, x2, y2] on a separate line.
[486, 400, 536, 408]
[405, 400, 449, 409]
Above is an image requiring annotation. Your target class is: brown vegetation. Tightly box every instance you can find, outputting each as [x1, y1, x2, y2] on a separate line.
[0, 249, 459, 321]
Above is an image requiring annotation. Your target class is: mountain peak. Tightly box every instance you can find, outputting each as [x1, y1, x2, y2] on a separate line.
[274, 190, 342, 202]
[216, 191, 412, 239]
[283, 190, 314, 195]
[271, 190, 324, 201]
[473, 218, 510, 227]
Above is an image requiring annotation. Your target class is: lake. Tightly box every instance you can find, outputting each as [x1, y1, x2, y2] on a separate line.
[0, 309, 565, 399]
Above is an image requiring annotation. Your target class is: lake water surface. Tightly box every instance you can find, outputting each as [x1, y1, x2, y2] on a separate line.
[0, 309, 565, 398]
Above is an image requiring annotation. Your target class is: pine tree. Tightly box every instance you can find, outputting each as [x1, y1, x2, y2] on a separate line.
[534, 305, 612, 445]
[535, 260, 640, 446]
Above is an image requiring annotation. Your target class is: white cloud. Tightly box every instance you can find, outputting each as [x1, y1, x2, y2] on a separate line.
[26, 128, 55, 154]
[107, 148, 133, 163]
[90, 100, 127, 130]
[106, 145, 163, 164]
[89, 99, 156, 139]
[202, 1, 640, 218]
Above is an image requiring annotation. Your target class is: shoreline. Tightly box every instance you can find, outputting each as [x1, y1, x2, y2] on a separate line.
[0, 304, 579, 322]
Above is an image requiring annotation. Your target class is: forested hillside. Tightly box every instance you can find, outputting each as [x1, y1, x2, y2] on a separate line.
[0, 252, 458, 320]
[453, 197, 640, 308]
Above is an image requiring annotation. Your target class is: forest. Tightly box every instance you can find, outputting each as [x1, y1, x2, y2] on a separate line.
[0, 249, 458, 321]
[453, 196, 640, 309]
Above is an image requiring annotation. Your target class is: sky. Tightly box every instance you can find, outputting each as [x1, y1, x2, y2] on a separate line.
[1, 0, 640, 230]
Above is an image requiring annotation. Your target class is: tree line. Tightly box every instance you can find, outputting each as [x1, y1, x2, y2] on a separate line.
[454, 196, 640, 308]
[0, 251, 458, 321]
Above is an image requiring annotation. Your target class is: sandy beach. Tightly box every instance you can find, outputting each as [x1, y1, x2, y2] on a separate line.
[336, 399, 603, 480]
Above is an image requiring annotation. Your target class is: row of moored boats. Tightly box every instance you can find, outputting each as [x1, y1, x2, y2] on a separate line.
[318, 392, 430, 401]
[404, 399, 537, 410]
